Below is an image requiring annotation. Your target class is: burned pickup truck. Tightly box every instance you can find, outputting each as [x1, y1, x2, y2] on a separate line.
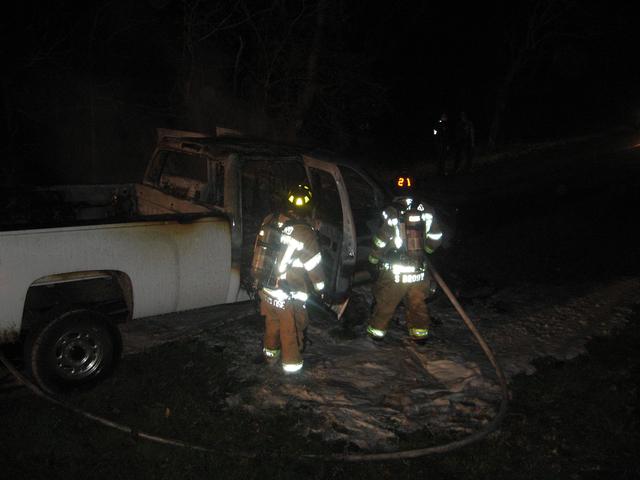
[0, 129, 385, 391]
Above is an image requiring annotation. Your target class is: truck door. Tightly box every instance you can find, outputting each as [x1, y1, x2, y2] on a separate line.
[239, 153, 355, 301]
[303, 155, 357, 299]
[337, 164, 386, 284]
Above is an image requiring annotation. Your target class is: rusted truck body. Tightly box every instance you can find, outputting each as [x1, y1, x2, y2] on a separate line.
[0, 129, 385, 390]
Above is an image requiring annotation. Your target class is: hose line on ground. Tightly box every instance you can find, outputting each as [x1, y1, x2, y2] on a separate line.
[0, 266, 508, 462]
[304, 266, 510, 461]
[0, 354, 238, 456]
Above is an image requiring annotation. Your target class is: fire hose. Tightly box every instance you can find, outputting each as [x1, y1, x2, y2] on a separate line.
[0, 266, 509, 462]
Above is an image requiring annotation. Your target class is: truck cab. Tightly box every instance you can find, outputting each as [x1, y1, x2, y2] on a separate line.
[146, 129, 386, 302]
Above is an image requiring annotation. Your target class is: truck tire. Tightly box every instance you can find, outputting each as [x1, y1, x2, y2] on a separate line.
[26, 309, 122, 393]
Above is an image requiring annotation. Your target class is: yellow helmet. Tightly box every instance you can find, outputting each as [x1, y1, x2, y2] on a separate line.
[287, 184, 313, 208]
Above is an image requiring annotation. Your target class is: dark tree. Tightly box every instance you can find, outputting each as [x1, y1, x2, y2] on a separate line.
[487, 0, 577, 151]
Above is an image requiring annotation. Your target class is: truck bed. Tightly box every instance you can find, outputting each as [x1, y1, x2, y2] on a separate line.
[0, 214, 234, 342]
[0, 183, 213, 231]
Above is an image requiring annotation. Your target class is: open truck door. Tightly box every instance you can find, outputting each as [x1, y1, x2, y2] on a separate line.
[237, 149, 364, 318]
[336, 164, 386, 285]
[303, 155, 357, 306]
[239, 152, 356, 303]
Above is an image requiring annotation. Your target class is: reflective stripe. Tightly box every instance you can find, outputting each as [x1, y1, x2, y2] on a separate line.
[368, 254, 380, 264]
[263, 347, 281, 358]
[409, 328, 429, 338]
[427, 232, 443, 240]
[367, 325, 386, 338]
[282, 362, 303, 373]
[265, 296, 286, 309]
[373, 236, 387, 248]
[279, 243, 298, 272]
[421, 213, 433, 232]
[433, 129, 437, 135]
[314, 281, 325, 291]
[263, 288, 289, 300]
[259, 229, 265, 236]
[280, 233, 302, 246]
[382, 262, 416, 272]
[304, 252, 322, 271]
[406, 272, 424, 283]
[389, 266, 425, 284]
[394, 272, 424, 284]
[393, 224, 402, 248]
[408, 215, 421, 222]
[387, 218, 398, 227]
[382, 210, 388, 220]
[263, 287, 308, 303]
[279, 235, 304, 273]
[291, 291, 309, 302]
[391, 264, 416, 274]
[292, 258, 304, 268]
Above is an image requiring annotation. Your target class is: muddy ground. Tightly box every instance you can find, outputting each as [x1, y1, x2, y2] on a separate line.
[2, 132, 640, 478]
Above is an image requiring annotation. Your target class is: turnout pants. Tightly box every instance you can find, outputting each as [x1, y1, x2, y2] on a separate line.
[369, 270, 431, 338]
[259, 291, 308, 370]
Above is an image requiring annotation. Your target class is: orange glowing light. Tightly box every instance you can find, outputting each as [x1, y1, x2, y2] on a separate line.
[396, 176, 412, 188]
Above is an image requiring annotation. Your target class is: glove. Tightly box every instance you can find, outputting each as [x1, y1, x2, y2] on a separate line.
[320, 292, 333, 306]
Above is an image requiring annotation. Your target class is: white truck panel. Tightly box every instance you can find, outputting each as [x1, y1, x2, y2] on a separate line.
[0, 217, 231, 340]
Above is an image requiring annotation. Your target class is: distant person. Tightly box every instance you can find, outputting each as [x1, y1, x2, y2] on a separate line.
[453, 111, 475, 173]
[433, 113, 450, 176]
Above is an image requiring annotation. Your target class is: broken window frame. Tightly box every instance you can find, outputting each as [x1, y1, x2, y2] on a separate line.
[144, 148, 225, 207]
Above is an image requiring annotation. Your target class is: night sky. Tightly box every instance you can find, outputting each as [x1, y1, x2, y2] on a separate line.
[1, 1, 639, 183]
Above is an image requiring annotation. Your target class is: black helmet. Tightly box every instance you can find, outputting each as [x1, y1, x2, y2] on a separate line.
[287, 184, 313, 210]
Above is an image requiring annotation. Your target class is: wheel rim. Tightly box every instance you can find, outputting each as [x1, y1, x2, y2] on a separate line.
[53, 329, 105, 381]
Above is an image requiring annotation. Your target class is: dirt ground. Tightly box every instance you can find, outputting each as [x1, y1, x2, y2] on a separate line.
[2, 132, 640, 479]
[1, 312, 639, 479]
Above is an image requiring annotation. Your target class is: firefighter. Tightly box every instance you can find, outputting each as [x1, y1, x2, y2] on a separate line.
[453, 111, 475, 173]
[433, 113, 450, 176]
[367, 175, 443, 343]
[251, 184, 326, 374]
